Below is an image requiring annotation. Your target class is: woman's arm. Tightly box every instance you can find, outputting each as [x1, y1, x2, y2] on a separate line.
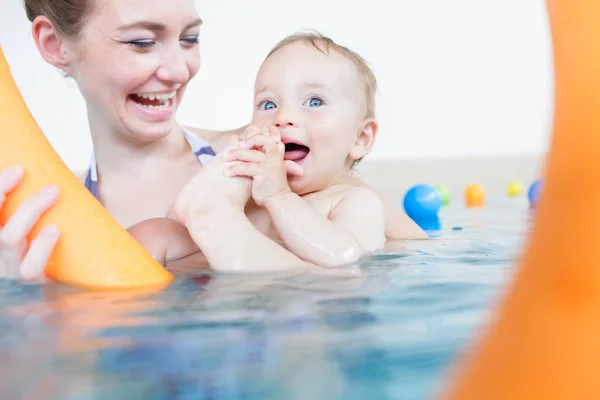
[127, 218, 200, 267]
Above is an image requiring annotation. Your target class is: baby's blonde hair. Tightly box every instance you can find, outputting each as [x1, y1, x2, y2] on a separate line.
[264, 30, 378, 119]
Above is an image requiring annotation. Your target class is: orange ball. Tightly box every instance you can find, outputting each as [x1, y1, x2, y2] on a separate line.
[465, 184, 486, 207]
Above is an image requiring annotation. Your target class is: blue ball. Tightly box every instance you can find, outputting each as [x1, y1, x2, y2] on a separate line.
[528, 179, 543, 207]
[403, 184, 442, 221]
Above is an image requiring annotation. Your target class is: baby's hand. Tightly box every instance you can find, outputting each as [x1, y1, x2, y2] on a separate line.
[170, 134, 252, 223]
[241, 125, 281, 143]
[224, 134, 292, 206]
[239, 126, 303, 177]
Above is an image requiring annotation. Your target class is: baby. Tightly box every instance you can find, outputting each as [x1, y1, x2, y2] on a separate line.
[136, 32, 390, 272]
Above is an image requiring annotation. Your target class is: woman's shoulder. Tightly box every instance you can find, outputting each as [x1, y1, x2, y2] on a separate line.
[183, 125, 248, 153]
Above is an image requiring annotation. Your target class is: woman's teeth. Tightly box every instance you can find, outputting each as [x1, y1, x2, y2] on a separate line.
[130, 91, 176, 109]
[137, 92, 176, 101]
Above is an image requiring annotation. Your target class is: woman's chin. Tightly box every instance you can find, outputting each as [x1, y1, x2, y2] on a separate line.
[122, 118, 175, 143]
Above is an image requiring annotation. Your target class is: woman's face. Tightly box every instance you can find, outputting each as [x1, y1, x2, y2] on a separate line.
[64, 0, 201, 142]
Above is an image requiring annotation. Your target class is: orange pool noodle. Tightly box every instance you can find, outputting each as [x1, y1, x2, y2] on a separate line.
[445, 0, 600, 398]
[0, 48, 173, 290]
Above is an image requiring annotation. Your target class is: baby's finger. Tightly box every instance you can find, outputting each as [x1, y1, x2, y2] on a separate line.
[243, 125, 262, 139]
[225, 148, 266, 164]
[243, 134, 273, 150]
[263, 137, 282, 155]
[284, 161, 304, 177]
[218, 137, 247, 162]
[227, 134, 240, 146]
[20, 224, 60, 280]
[260, 126, 272, 138]
[224, 163, 262, 178]
[268, 126, 281, 143]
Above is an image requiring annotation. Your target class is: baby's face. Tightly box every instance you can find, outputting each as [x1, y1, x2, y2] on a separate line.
[252, 41, 368, 195]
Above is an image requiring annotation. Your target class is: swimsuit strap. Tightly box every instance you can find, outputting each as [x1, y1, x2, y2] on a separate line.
[84, 128, 216, 200]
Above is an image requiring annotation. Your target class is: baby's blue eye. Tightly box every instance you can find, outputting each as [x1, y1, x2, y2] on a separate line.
[260, 101, 277, 110]
[305, 97, 323, 107]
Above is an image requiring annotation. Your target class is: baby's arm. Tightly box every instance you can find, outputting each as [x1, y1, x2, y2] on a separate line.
[184, 207, 318, 273]
[170, 136, 318, 274]
[225, 132, 385, 267]
[127, 218, 199, 267]
[264, 187, 386, 267]
[129, 215, 316, 273]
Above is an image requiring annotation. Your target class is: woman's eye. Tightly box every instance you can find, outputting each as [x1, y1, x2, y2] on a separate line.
[128, 40, 155, 49]
[181, 36, 199, 45]
[305, 97, 323, 107]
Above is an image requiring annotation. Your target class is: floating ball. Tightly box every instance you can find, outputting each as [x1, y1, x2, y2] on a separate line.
[465, 184, 486, 207]
[434, 184, 451, 206]
[528, 179, 543, 207]
[403, 184, 442, 221]
[507, 181, 524, 197]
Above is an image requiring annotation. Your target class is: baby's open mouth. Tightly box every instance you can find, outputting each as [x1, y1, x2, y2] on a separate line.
[284, 142, 310, 163]
[129, 91, 175, 110]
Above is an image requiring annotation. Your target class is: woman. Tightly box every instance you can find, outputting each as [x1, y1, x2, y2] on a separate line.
[0, 0, 424, 280]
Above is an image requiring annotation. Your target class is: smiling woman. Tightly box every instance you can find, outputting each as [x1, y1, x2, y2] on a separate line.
[23, 0, 216, 227]
[0, 0, 250, 279]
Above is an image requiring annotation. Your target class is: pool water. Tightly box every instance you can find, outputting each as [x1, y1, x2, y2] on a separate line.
[0, 197, 532, 400]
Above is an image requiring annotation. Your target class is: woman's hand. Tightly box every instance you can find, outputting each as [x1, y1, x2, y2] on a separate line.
[0, 166, 60, 280]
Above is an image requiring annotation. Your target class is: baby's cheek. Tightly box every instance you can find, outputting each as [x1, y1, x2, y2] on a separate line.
[310, 116, 347, 143]
[307, 113, 335, 132]
[251, 112, 273, 126]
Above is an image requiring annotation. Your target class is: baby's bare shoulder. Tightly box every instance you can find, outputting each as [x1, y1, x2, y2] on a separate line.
[302, 184, 351, 209]
[337, 185, 383, 209]
[305, 184, 382, 217]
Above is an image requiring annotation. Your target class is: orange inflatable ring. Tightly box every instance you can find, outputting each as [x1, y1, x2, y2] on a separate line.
[445, 0, 600, 398]
[0, 48, 173, 290]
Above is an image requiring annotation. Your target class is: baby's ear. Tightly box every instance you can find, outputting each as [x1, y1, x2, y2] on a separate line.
[349, 119, 378, 161]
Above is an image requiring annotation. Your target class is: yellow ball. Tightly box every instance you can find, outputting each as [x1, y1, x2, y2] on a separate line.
[507, 181, 524, 197]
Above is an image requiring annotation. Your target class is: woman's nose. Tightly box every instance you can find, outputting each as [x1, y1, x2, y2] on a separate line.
[156, 48, 191, 84]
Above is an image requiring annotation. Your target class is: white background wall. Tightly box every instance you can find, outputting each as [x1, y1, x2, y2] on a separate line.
[1, 0, 553, 173]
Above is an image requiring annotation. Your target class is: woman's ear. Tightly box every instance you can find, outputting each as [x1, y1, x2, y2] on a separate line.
[349, 119, 379, 161]
[31, 16, 72, 76]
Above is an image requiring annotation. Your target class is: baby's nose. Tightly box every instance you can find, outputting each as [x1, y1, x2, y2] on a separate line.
[275, 120, 296, 127]
[274, 109, 298, 127]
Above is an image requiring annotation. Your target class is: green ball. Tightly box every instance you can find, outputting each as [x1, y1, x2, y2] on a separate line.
[434, 184, 451, 206]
